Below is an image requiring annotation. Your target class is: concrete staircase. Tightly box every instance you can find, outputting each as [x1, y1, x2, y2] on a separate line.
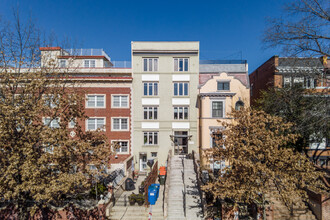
[267, 186, 316, 220]
[167, 155, 203, 220]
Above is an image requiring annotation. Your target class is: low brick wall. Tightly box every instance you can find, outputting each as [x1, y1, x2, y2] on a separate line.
[307, 190, 330, 220]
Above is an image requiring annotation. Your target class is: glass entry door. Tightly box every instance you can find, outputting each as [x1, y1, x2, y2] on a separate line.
[174, 131, 188, 155]
[139, 153, 147, 171]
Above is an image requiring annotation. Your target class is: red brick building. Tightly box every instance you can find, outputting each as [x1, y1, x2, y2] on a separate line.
[40, 47, 133, 171]
[249, 55, 330, 168]
[249, 56, 329, 105]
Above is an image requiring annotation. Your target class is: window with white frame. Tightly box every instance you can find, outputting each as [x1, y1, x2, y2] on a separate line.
[86, 95, 105, 108]
[217, 81, 230, 91]
[283, 77, 292, 87]
[112, 95, 128, 108]
[43, 117, 60, 128]
[84, 59, 96, 68]
[151, 152, 157, 157]
[143, 82, 158, 96]
[44, 143, 58, 154]
[173, 82, 188, 96]
[87, 118, 105, 131]
[112, 118, 128, 130]
[283, 76, 317, 88]
[44, 94, 58, 108]
[143, 58, 158, 71]
[174, 106, 188, 120]
[59, 59, 67, 67]
[144, 132, 158, 145]
[144, 106, 158, 120]
[174, 58, 189, 71]
[212, 101, 224, 118]
[114, 141, 129, 153]
[69, 118, 76, 128]
[44, 145, 54, 154]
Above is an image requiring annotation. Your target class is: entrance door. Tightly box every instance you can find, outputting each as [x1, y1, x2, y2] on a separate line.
[139, 153, 147, 172]
[174, 131, 188, 155]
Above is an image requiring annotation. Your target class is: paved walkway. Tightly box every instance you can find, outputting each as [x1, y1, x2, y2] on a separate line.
[167, 155, 203, 220]
[109, 176, 164, 220]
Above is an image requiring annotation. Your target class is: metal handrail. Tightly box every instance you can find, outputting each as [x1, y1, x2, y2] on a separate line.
[182, 156, 186, 217]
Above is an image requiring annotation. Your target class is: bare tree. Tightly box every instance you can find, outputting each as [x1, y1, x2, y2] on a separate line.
[264, 0, 330, 57]
[0, 9, 111, 219]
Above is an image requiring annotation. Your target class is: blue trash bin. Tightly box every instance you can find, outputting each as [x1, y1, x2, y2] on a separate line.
[150, 183, 160, 199]
[148, 186, 157, 205]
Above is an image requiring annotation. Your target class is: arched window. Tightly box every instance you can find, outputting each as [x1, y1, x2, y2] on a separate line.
[235, 101, 244, 110]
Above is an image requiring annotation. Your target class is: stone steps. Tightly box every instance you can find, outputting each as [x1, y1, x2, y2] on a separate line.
[166, 156, 203, 219]
[109, 177, 164, 219]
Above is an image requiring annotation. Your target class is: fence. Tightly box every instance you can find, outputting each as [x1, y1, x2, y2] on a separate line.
[144, 161, 159, 205]
[103, 168, 125, 188]
[164, 150, 172, 218]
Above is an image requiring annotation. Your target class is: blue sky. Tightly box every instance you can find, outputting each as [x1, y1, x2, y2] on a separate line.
[0, 0, 288, 73]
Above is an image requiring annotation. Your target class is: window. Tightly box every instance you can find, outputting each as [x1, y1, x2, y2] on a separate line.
[143, 82, 158, 96]
[112, 95, 128, 108]
[112, 118, 128, 130]
[212, 101, 224, 118]
[151, 152, 157, 157]
[173, 82, 188, 96]
[174, 58, 189, 71]
[87, 118, 105, 131]
[144, 107, 158, 120]
[217, 82, 230, 91]
[143, 58, 158, 71]
[84, 59, 96, 68]
[144, 132, 158, 145]
[69, 118, 76, 128]
[86, 95, 105, 108]
[174, 107, 188, 120]
[283, 77, 292, 87]
[211, 132, 223, 148]
[114, 141, 129, 153]
[44, 145, 54, 154]
[304, 78, 317, 88]
[44, 95, 58, 108]
[43, 117, 60, 128]
[59, 59, 66, 67]
[235, 101, 244, 110]
[284, 76, 317, 88]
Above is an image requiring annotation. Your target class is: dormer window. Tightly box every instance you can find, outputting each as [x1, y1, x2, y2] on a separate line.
[84, 59, 96, 68]
[217, 81, 230, 91]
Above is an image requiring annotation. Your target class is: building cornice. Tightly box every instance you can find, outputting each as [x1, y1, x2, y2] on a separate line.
[199, 92, 236, 97]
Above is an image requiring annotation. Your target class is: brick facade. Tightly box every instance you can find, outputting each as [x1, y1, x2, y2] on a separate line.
[76, 83, 132, 164]
[249, 56, 277, 105]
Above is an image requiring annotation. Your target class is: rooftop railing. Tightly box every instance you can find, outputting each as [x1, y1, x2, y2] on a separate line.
[64, 48, 111, 61]
[111, 61, 131, 68]
[200, 60, 247, 64]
